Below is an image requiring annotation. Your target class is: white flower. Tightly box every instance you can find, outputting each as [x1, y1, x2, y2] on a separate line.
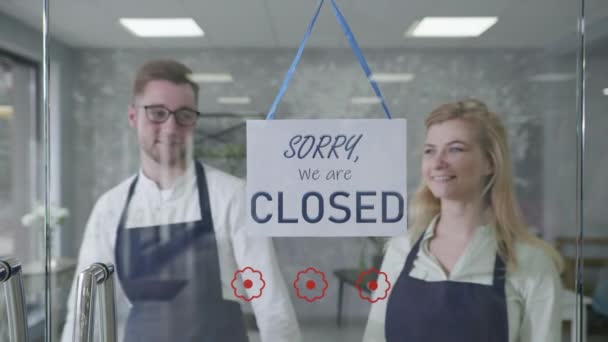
[20, 202, 69, 230]
[20, 212, 38, 227]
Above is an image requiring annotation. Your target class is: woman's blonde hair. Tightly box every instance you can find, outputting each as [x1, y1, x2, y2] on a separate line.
[409, 98, 563, 272]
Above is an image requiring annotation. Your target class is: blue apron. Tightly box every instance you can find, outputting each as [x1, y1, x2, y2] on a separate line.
[115, 161, 248, 342]
[385, 233, 509, 342]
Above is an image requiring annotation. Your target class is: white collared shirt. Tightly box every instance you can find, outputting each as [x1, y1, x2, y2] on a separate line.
[363, 216, 562, 342]
[61, 161, 301, 342]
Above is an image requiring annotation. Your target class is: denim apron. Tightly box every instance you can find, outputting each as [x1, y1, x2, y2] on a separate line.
[115, 161, 248, 342]
[385, 233, 509, 342]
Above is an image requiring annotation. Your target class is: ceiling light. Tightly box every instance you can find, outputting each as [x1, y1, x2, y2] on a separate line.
[351, 97, 381, 105]
[406, 17, 497, 38]
[0, 105, 13, 119]
[120, 18, 204, 37]
[528, 73, 575, 82]
[188, 73, 233, 83]
[371, 73, 415, 83]
[603, 88, 608, 96]
[217, 96, 251, 104]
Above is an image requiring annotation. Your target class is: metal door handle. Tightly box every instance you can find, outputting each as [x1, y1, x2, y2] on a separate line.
[0, 258, 29, 342]
[73, 263, 116, 342]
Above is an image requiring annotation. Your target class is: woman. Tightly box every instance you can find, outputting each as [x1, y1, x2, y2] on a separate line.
[363, 99, 563, 342]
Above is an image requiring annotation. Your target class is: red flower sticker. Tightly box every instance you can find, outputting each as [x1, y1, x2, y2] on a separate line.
[293, 267, 329, 303]
[231, 266, 265, 302]
[356, 268, 391, 303]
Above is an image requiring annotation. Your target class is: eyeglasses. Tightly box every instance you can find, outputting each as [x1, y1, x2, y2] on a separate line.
[139, 104, 201, 126]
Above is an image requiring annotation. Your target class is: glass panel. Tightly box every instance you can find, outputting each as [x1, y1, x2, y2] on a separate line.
[1, 0, 600, 340]
[0, 52, 44, 340]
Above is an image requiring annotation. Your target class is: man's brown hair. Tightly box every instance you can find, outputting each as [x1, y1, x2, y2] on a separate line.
[133, 59, 199, 102]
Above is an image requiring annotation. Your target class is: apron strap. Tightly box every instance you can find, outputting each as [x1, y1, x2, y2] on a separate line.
[194, 161, 214, 229]
[492, 253, 507, 290]
[402, 232, 425, 274]
[117, 174, 139, 232]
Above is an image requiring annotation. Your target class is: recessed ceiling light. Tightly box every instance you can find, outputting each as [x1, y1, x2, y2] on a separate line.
[528, 73, 575, 82]
[603, 88, 608, 96]
[351, 97, 381, 105]
[217, 96, 251, 104]
[0, 105, 13, 119]
[406, 17, 497, 38]
[188, 73, 233, 83]
[371, 73, 415, 83]
[120, 18, 204, 37]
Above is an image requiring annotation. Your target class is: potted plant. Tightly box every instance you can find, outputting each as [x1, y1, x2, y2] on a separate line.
[21, 202, 69, 261]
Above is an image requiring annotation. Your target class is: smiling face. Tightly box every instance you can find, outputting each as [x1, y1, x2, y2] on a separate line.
[422, 118, 493, 202]
[128, 80, 197, 167]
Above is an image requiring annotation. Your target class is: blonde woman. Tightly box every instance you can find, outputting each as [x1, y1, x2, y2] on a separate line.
[363, 99, 563, 342]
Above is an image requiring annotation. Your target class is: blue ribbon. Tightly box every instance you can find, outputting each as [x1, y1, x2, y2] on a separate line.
[266, 0, 392, 120]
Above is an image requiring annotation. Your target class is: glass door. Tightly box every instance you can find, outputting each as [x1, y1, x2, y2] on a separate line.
[3, 0, 607, 341]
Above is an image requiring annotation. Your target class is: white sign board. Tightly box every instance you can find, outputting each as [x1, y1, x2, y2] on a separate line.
[246, 119, 407, 237]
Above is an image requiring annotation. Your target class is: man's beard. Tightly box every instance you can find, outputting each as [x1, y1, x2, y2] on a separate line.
[146, 141, 190, 167]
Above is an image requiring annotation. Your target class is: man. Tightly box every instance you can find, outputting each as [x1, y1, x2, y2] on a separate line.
[61, 59, 300, 342]
[589, 267, 608, 332]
